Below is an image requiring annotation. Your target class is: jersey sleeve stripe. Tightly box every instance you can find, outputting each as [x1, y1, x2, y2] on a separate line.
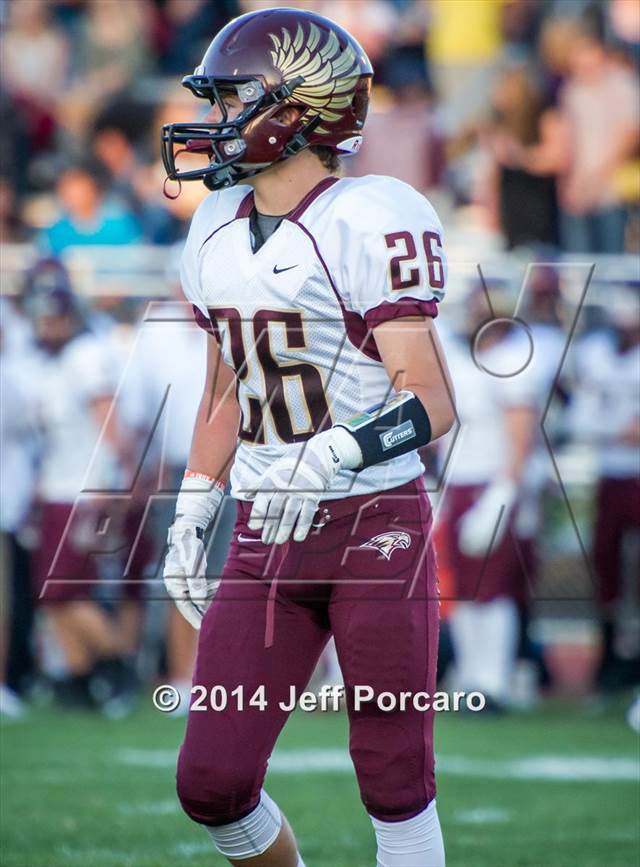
[364, 298, 439, 328]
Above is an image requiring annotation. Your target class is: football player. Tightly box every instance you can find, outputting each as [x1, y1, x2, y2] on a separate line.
[437, 284, 543, 710]
[23, 260, 142, 712]
[162, 9, 454, 866]
[570, 287, 640, 693]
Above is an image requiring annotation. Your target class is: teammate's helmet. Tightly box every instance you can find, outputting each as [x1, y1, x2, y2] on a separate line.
[21, 258, 77, 318]
[161, 7, 373, 191]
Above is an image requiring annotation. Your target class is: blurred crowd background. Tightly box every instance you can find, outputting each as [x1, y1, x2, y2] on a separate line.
[1, 0, 640, 254]
[1, 0, 638, 721]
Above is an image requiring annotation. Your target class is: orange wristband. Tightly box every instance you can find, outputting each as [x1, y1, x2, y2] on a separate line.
[184, 469, 225, 492]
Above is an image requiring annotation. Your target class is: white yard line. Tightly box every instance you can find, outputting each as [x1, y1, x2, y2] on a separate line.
[453, 808, 512, 824]
[116, 748, 638, 781]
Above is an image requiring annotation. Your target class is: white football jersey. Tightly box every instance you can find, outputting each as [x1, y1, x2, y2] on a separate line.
[440, 329, 542, 486]
[570, 331, 640, 478]
[181, 174, 447, 500]
[106, 308, 207, 470]
[35, 333, 120, 503]
[0, 345, 39, 531]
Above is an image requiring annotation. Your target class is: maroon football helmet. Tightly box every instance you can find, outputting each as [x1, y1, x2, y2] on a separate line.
[161, 7, 373, 191]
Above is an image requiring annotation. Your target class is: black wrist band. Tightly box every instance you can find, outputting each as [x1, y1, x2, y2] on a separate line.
[336, 391, 432, 469]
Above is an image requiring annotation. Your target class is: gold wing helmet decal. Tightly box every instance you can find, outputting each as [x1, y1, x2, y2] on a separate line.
[269, 22, 360, 134]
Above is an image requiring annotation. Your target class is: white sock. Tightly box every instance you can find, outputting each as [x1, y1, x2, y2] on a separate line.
[450, 598, 518, 703]
[449, 603, 480, 691]
[205, 790, 281, 859]
[478, 597, 518, 702]
[371, 800, 445, 867]
[296, 856, 306, 867]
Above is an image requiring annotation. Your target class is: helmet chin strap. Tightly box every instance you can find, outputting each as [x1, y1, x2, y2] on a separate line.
[283, 114, 323, 156]
[203, 164, 242, 191]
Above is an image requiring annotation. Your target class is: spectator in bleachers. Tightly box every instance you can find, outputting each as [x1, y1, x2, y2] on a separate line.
[428, 0, 505, 136]
[0, 0, 64, 166]
[0, 0, 69, 109]
[318, 0, 397, 67]
[537, 14, 583, 106]
[501, 0, 545, 59]
[56, 0, 155, 136]
[376, 0, 431, 93]
[0, 177, 29, 244]
[148, 90, 210, 227]
[351, 75, 441, 193]
[92, 99, 181, 244]
[605, 0, 640, 67]
[0, 88, 30, 197]
[82, 0, 154, 93]
[558, 24, 640, 252]
[481, 64, 566, 249]
[157, 0, 239, 75]
[40, 160, 142, 255]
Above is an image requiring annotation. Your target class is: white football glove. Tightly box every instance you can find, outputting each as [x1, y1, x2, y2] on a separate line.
[458, 478, 517, 558]
[247, 427, 361, 545]
[163, 473, 224, 629]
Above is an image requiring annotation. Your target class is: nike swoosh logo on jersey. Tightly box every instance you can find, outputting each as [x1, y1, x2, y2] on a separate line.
[273, 264, 298, 274]
[238, 534, 260, 543]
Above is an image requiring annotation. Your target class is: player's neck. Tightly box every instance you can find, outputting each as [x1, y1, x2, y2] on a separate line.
[250, 152, 332, 216]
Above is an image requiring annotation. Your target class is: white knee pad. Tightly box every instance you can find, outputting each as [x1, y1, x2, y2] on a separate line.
[371, 800, 445, 867]
[205, 790, 282, 859]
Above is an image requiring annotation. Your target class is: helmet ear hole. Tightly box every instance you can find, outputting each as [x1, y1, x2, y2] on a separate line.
[273, 105, 302, 126]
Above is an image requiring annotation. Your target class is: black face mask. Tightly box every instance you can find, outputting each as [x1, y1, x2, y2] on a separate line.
[160, 74, 312, 192]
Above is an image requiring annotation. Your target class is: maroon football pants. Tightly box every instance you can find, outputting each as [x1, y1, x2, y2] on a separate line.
[176, 476, 439, 826]
[35, 501, 152, 603]
[438, 484, 530, 604]
[593, 476, 640, 607]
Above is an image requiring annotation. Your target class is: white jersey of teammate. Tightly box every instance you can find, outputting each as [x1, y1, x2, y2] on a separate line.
[0, 336, 39, 532]
[440, 328, 542, 486]
[34, 332, 120, 503]
[510, 323, 565, 537]
[181, 175, 447, 500]
[570, 330, 640, 478]
[103, 309, 207, 474]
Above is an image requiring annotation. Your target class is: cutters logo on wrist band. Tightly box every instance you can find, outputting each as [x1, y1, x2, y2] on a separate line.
[381, 420, 416, 451]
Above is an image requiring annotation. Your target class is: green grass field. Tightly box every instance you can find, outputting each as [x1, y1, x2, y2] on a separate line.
[2, 698, 638, 867]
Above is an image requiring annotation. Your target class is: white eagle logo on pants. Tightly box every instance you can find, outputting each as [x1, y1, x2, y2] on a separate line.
[359, 532, 412, 561]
